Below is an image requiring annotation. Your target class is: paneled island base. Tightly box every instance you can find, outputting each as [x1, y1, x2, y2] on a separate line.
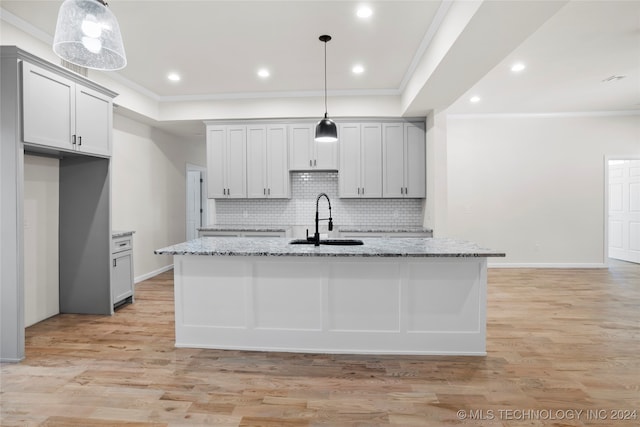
[171, 253, 489, 355]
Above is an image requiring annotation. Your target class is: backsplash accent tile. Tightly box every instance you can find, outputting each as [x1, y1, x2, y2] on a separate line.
[215, 172, 424, 228]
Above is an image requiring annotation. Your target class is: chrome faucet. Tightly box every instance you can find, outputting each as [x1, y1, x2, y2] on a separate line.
[311, 192, 333, 246]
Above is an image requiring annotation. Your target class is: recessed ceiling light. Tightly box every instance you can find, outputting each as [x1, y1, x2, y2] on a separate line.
[352, 64, 365, 74]
[470, 96, 481, 103]
[511, 62, 526, 72]
[257, 68, 270, 78]
[167, 73, 180, 82]
[357, 6, 373, 18]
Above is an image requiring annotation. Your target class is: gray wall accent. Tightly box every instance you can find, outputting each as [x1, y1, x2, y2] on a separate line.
[59, 156, 112, 315]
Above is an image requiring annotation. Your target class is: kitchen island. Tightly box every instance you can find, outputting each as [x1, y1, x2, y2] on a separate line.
[155, 237, 505, 355]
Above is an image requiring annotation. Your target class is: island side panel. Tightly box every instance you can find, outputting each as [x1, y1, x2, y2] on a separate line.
[173, 255, 487, 355]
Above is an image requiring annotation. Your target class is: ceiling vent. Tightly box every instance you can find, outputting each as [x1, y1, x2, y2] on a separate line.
[601, 75, 626, 83]
[60, 59, 88, 77]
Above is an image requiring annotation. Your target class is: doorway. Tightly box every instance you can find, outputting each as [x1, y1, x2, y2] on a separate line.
[606, 157, 640, 264]
[186, 164, 207, 241]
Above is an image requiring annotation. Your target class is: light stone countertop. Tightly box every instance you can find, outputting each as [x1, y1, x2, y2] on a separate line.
[155, 237, 505, 258]
[338, 226, 433, 233]
[198, 225, 291, 233]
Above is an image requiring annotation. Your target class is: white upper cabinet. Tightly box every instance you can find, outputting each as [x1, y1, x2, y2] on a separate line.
[339, 123, 382, 198]
[382, 122, 425, 198]
[404, 122, 426, 198]
[207, 125, 247, 198]
[246, 125, 290, 198]
[289, 123, 338, 170]
[74, 86, 112, 157]
[22, 61, 112, 157]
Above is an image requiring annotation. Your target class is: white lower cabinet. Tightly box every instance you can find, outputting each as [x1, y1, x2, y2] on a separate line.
[112, 233, 134, 307]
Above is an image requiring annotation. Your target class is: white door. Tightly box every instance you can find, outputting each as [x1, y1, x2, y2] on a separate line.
[609, 159, 640, 263]
[289, 124, 314, 170]
[338, 123, 361, 197]
[246, 125, 267, 198]
[75, 85, 112, 156]
[186, 170, 202, 241]
[266, 125, 290, 198]
[361, 123, 382, 197]
[382, 123, 404, 197]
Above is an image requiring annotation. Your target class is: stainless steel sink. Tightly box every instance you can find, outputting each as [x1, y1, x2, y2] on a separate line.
[289, 239, 363, 246]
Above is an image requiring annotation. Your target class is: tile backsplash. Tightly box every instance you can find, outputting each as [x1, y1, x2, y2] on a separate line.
[215, 172, 424, 229]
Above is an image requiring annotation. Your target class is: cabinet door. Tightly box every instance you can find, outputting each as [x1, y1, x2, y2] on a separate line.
[75, 85, 112, 157]
[246, 125, 267, 198]
[266, 125, 290, 198]
[206, 126, 226, 198]
[112, 252, 133, 304]
[314, 137, 338, 170]
[338, 123, 361, 198]
[289, 124, 314, 170]
[382, 123, 404, 197]
[361, 123, 382, 197]
[22, 61, 75, 150]
[226, 126, 247, 198]
[404, 122, 426, 198]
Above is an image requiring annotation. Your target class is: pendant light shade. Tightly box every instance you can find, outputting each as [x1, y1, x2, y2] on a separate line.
[315, 113, 338, 142]
[315, 35, 337, 143]
[53, 0, 127, 71]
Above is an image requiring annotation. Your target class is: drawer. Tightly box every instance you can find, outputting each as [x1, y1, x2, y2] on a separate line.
[112, 236, 132, 254]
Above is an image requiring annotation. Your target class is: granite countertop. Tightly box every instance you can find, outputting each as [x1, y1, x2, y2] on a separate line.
[155, 237, 505, 258]
[198, 225, 290, 232]
[112, 230, 135, 238]
[338, 226, 433, 233]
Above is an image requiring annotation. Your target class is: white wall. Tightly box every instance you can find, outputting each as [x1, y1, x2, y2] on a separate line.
[111, 114, 206, 281]
[442, 113, 640, 267]
[23, 155, 59, 327]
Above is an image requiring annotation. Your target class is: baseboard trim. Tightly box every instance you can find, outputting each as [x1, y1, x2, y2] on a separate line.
[135, 264, 174, 284]
[488, 262, 607, 269]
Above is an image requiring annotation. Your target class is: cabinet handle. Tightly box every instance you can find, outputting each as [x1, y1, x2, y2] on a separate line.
[309, 160, 312, 167]
[362, 187, 364, 195]
[357, 188, 360, 195]
[113, 259, 116, 267]
[264, 188, 266, 195]
[78, 136, 82, 146]
[314, 159, 317, 166]
[268, 188, 270, 195]
[72, 134, 76, 145]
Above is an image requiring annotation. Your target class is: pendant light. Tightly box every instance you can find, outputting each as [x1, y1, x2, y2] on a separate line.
[53, 0, 127, 71]
[315, 35, 338, 142]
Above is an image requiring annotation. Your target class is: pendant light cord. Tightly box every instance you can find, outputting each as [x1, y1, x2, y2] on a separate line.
[323, 39, 328, 116]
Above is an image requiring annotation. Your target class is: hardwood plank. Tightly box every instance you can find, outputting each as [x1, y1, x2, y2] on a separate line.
[1, 260, 639, 426]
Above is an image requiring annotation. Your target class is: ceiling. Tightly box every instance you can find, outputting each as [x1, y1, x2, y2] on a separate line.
[1, 0, 638, 138]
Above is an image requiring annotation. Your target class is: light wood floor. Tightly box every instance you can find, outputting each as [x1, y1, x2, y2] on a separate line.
[2, 261, 639, 426]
